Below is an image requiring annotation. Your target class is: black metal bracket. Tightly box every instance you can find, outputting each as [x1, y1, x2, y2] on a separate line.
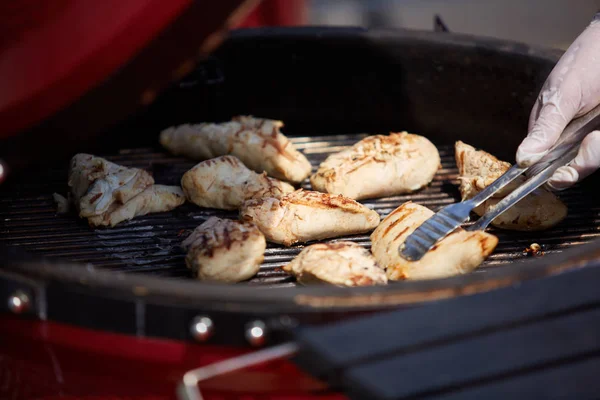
[434, 14, 450, 33]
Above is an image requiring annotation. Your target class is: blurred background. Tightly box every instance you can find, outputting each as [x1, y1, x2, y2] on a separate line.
[243, 0, 600, 50]
[3, 0, 600, 141]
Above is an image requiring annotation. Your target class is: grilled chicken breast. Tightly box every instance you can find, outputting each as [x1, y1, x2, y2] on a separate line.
[87, 185, 185, 227]
[311, 132, 440, 200]
[160, 115, 312, 183]
[240, 189, 381, 246]
[283, 241, 387, 286]
[68, 153, 154, 218]
[455, 141, 567, 231]
[181, 155, 295, 210]
[181, 217, 266, 282]
[371, 202, 498, 280]
[68, 154, 184, 227]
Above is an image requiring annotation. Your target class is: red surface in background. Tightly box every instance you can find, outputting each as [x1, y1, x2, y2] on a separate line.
[0, 0, 192, 139]
[0, 315, 345, 400]
[0, 1, 324, 398]
[236, 0, 307, 28]
[0, 0, 306, 140]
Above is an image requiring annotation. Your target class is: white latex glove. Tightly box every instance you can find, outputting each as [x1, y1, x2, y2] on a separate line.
[516, 13, 600, 190]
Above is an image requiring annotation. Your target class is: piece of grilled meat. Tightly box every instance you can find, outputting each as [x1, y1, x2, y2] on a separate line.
[181, 155, 294, 210]
[240, 189, 381, 246]
[68, 154, 184, 227]
[87, 185, 185, 227]
[311, 132, 440, 200]
[182, 217, 266, 283]
[284, 241, 387, 286]
[160, 115, 312, 183]
[68, 153, 154, 218]
[455, 141, 567, 231]
[371, 202, 498, 280]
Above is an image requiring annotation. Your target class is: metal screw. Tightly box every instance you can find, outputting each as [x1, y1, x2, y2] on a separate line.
[245, 320, 268, 347]
[8, 291, 30, 314]
[190, 316, 214, 342]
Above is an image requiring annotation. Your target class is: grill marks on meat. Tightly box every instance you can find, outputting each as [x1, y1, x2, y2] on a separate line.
[68, 154, 185, 227]
[455, 141, 568, 231]
[310, 132, 440, 200]
[61, 134, 524, 285]
[69, 154, 154, 218]
[159, 115, 312, 183]
[371, 202, 498, 280]
[283, 241, 387, 286]
[87, 185, 186, 227]
[181, 155, 295, 210]
[181, 217, 266, 282]
[240, 189, 381, 246]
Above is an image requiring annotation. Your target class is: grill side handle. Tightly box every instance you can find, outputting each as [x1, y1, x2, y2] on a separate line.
[177, 342, 299, 400]
[292, 262, 600, 399]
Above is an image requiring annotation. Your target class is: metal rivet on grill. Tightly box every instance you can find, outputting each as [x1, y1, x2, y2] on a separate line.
[8, 291, 30, 314]
[245, 320, 267, 347]
[190, 316, 214, 342]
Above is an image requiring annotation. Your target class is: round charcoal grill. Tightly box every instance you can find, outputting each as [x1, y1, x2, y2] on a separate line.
[2, 23, 600, 400]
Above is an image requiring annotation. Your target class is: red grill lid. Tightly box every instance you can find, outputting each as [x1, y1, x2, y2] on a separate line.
[0, 0, 256, 140]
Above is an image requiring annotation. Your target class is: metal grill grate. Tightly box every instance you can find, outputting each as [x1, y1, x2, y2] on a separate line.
[1, 134, 599, 287]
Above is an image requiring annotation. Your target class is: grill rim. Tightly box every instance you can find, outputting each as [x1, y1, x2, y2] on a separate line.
[3, 237, 600, 313]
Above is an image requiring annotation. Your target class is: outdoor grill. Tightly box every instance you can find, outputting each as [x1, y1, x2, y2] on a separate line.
[3, 18, 600, 400]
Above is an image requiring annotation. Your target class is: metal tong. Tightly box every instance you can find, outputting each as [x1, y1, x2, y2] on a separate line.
[400, 103, 600, 262]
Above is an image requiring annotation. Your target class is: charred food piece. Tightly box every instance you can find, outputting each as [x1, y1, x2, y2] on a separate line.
[240, 189, 381, 246]
[284, 241, 387, 286]
[86, 185, 185, 227]
[68, 153, 154, 218]
[160, 115, 312, 183]
[455, 141, 567, 231]
[311, 132, 440, 200]
[181, 217, 266, 283]
[524, 243, 544, 257]
[371, 202, 498, 280]
[181, 155, 294, 210]
[68, 154, 183, 227]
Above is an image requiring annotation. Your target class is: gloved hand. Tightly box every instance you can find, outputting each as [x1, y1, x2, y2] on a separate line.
[516, 13, 600, 190]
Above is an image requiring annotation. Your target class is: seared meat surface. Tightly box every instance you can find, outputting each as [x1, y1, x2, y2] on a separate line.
[455, 141, 567, 231]
[160, 115, 312, 183]
[69, 153, 154, 218]
[182, 217, 266, 282]
[240, 189, 380, 246]
[68, 154, 184, 227]
[371, 202, 498, 280]
[311, 132, 440, 200]
[87, 185, 185, 227]
[284, 241, 387, 286]
[181, 155, 294, 210]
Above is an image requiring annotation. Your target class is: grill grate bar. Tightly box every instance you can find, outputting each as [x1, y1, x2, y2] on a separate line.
[7, 231, 598, 255]
[1, 134, 599, 287]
